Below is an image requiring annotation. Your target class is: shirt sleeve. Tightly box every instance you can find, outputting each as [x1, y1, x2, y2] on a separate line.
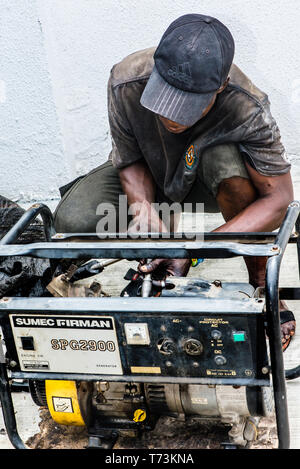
[108, 72, 144, 169]
[239, 100, 291, 176]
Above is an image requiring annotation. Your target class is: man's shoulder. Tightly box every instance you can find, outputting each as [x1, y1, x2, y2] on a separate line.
[228, 64, 268, 106]
[110, 47, 156, 88]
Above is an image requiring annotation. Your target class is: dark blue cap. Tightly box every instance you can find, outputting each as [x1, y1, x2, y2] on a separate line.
[141, 14, 235, 126]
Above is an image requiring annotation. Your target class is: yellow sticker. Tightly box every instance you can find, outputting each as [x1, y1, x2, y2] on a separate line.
[131, 366, 161, 374]
[133, 409, 146, 422]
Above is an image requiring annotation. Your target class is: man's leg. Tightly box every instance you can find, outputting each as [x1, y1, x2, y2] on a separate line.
[216, 175, 295, 349]
[198, 143, 295, 349]
[53, 161, 125, 233]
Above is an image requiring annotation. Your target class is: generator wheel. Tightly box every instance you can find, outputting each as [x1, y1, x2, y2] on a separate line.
[29, 380, 47, 407]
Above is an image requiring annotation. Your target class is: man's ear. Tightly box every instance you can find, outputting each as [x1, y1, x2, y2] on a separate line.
[217, 77, 230, 94]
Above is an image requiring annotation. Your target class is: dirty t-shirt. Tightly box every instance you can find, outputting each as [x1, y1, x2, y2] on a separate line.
[108, 47, 291, 202]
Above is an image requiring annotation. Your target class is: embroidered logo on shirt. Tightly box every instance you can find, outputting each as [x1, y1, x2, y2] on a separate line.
[185, 144, 196, 169]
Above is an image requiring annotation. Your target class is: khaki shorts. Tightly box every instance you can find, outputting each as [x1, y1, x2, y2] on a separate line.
[54, 143, 249, 233]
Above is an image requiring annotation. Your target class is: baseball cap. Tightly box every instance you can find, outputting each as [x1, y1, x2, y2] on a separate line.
[140, 14, 235, 126]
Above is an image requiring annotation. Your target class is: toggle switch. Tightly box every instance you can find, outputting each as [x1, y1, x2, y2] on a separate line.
[214, 355, 227, 365]
[211, 329, 222, 340]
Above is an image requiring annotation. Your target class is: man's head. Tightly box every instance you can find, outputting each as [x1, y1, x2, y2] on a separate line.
[141, 14, 234, 128]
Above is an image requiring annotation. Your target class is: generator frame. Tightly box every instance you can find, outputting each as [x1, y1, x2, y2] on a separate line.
[0, 201, 299, 450]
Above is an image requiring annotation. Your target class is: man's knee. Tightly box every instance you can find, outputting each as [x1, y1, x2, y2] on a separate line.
[200, 143, 250, 198]
[53, 160, 124, 233]
[217, 175, 257, 204]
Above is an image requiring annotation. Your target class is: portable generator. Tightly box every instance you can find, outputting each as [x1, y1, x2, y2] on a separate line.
[0, 201, 299, 449]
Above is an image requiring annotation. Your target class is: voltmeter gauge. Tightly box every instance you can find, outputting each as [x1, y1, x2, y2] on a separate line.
[124, 323, 150, 345]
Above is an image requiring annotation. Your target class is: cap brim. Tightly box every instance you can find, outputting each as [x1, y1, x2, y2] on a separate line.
[140, 66, 215, 127]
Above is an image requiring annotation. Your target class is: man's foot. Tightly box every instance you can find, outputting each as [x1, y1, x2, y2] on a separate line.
[280, 300, 296, 351]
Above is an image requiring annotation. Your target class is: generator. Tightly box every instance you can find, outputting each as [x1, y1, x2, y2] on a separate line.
[0, 201, 299, 449]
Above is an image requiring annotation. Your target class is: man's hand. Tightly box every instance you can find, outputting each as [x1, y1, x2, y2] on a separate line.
[138, 258, 191, 279]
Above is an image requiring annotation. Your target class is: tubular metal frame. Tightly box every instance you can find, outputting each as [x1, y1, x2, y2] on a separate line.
[0, 201, 299, 449]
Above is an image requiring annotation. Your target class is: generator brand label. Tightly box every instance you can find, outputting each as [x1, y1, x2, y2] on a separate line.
[10, 314, 123, 375]
[12, 315, 113, 330]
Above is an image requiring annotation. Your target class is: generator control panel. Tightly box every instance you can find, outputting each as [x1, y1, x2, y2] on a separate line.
[3, 304, 269, 385]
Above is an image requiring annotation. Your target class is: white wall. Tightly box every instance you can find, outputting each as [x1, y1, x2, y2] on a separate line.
[1, 0, 300, 205]
[0, 0, 66, 205]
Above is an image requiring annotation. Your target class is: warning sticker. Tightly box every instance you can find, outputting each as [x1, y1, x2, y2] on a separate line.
[52, 397, 73, 413]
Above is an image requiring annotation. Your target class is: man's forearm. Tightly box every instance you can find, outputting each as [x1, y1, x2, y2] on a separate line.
[119, 161, 155, 207]
[214, 164, 294, 234]
[119, 161, 167, 232]
[214, 193, 293, 233]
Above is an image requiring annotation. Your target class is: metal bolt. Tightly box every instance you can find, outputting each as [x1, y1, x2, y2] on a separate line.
[262, 367, 269, 375]
[213, 280, 222, 287]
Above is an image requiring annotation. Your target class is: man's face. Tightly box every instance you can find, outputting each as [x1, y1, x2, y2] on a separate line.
[158, 116, 191, 134]
[158, 92, 218, 134]
[158, 79, 230, 134]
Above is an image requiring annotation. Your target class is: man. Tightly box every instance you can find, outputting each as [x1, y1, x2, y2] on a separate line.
[54, 14, 295, 349]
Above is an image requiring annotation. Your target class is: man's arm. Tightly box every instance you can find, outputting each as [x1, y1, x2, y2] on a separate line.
[214, 163, 294, 233]
[118, 160, 166, 233]
[119, 160, 155, 209]
[119, 161, 191, 277]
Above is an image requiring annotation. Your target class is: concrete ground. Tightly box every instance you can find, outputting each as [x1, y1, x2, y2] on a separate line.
[0, 164, 299, 450]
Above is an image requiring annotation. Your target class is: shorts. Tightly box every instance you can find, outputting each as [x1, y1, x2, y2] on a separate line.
[53, 143, 249, 233]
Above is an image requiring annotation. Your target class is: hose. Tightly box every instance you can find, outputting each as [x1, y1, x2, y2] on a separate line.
[285, 365, 300, 380]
